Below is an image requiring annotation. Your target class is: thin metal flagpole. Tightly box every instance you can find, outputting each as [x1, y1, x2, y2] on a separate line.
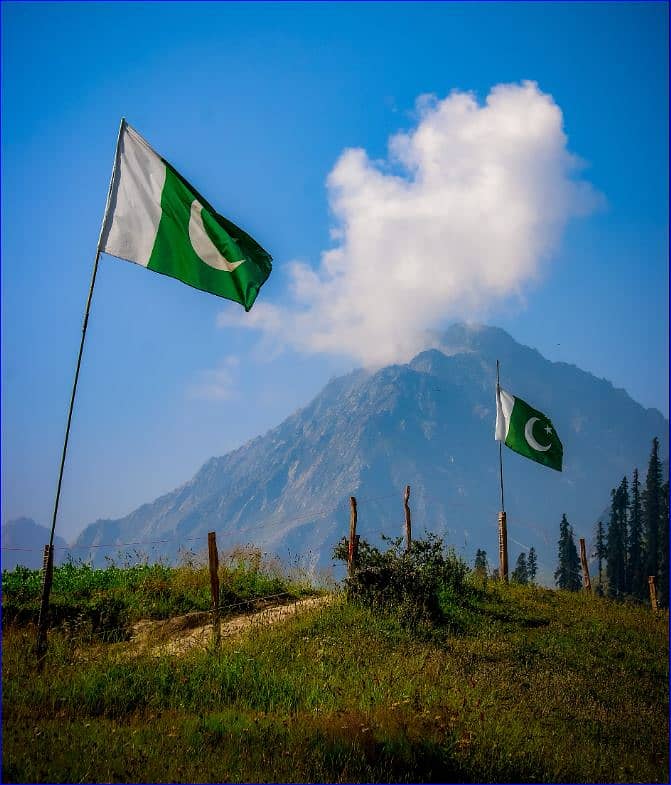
[496, 359, 505, 513]
[496, 359, 508, 582]
[35, 118, 125, 659]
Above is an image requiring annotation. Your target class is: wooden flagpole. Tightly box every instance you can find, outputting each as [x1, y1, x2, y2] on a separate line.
[579, 537, 592, 592]
[35, 118, 125, 660]
[403, 485, 412, 551]
[496, 360, 509, 582]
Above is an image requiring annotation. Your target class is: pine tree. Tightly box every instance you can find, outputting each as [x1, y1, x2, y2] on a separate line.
[528, 547, 538, 584]
[644, 437, 662, 587]
[628, 468, 645, 600]
[554, 514, 581, 591]
[593, 519, 606, 595]
[621, 476, 630, 592]
[512, 552, 529, 584]
[658, 480, 669, 607]
[473, 548, 488, 577]
[607, 478, 628, 598]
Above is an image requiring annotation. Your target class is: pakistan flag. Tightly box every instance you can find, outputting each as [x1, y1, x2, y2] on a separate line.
[101, 121, 272, 311]
[495, 387, 563, 472]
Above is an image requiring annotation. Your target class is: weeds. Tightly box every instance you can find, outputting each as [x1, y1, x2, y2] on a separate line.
[2, 560, 668, 783]
[1, 547, 315, 641]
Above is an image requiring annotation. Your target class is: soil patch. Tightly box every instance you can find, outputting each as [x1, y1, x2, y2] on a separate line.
[131, 595, 332, 656]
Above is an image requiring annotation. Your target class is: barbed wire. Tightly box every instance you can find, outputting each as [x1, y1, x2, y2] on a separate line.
[1, 489, 398, 553]
[1, 535, 205, 553]
[0, 483, 598, 567]
[216, 590, 310, 614]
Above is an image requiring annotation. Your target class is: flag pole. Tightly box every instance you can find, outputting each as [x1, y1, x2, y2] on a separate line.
[497, 360, 505, 513]
[496, 359, 508, 582]
[35, 118, 125, 660]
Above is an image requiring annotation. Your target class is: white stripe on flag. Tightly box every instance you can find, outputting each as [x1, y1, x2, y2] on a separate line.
[495, 387, 515, 441]
[101, 122, 166, 267]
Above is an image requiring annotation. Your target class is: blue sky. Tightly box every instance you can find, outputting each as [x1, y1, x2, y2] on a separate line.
[2, 1, 668, 541]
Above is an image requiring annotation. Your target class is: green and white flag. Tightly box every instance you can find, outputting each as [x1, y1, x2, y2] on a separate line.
[495, 387, 563, 472]
[101, 121, 272, 311]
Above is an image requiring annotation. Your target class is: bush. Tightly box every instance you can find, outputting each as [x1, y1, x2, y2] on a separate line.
[333, 533, 469, 628]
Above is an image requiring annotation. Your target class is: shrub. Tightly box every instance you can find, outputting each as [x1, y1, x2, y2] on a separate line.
[333, 533, 469, 628]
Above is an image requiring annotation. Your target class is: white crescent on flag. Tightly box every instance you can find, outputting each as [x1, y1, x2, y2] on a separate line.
[188, 200, 245, 272]
[524, 417, 552, 452]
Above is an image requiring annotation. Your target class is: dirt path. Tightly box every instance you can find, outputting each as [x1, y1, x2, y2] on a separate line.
[131, 594, 333, 656]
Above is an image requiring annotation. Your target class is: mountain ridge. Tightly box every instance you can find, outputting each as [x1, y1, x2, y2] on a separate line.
[61, 324, 668, 580]
[1, 518, 68, 571]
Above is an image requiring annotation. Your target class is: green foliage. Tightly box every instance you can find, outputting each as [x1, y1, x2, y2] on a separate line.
[644, 436, 663, 582]
[607, 477, 629, 598]
[2, 549, 313, 641]
[3, 585, 668, 783]
[593, 519, 607, 595]
[473, 548, 488, 578]
[628, 467, 645, 600]
[333, 533, 469, 629]
[597, 437, 669, 607]
[527, 546, 537, 583]
[218, 547, 297, 606]
[511, 552, 528, 584]
[659, 480, 669, 606]
[554, 514, 581, 591]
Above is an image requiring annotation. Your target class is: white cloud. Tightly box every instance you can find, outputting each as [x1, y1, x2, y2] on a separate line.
[187, 355, 240, 401]
[219, 81, 602, 366]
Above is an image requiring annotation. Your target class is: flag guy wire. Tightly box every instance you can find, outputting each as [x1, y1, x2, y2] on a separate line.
[496, 359, 509, 582]
[35, 118, 125, 659]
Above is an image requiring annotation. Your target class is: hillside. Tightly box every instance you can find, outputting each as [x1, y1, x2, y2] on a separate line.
[72, 324, 668, 579]
[3, 576, 668, 783]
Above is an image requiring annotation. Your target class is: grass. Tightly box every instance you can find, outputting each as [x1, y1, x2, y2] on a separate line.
[2, 547, 316, 641]
[2, 571, 668, 783]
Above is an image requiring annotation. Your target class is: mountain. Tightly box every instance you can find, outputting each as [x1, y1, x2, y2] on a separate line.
[1, 518, 68, 571]
[72, 324, 668, 582]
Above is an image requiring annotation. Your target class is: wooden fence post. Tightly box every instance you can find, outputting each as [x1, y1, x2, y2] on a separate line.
[208, 532, 221, 647]
[579, 538, 592, 592]
[404, 485, 412, 551]
[648, 575, 659, 612]
[35, 544, 54, 661]
[348, 496, 358, 577]
[498, 511, 508, 583]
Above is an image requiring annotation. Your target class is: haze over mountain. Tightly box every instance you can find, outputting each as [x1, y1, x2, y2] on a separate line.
[70, 324, 667, 581]
[1, 518, 68, 571]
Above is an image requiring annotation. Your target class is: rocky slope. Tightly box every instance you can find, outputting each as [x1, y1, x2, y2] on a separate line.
[72, 324, 668, 581]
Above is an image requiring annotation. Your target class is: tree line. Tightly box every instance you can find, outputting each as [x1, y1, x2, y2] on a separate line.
[473, 546, 538, 584]
[473, 437, 668, 606]
[554, 436, 669, 605]
[595, 436, 668, 605]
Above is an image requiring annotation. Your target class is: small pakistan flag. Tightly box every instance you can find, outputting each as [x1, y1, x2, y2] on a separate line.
[495, 387, 563, 472]
[101, 121, 272, 311]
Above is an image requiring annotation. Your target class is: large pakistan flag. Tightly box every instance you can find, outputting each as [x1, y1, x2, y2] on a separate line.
[101, 121, 272, 311]
[73, 325, 668, 581]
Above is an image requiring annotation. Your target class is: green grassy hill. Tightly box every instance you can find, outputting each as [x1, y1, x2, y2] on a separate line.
[2, 556, 668, 784]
